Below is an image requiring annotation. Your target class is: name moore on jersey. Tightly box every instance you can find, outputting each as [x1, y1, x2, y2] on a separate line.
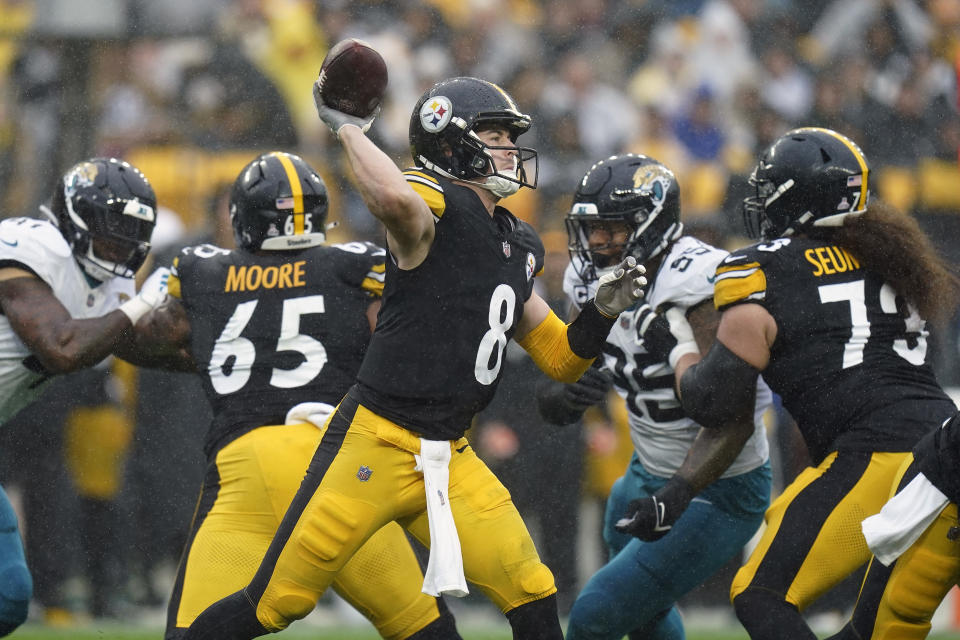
[169, 241, 385, 456]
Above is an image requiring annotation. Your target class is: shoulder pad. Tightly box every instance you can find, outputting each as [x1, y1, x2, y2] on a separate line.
[330, 241, 387, 297]
[168, 244, 234, 300]
[649, 237, 727, 310]
[713, 243, 775, 310]
[512, 219, 545, 278]
[0, 218, 72, 283]
[403, 169, 445, 218]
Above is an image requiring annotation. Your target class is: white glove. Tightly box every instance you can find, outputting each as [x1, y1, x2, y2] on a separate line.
[313, 81, 379, 140]
[594, 256, 647, 317]
[119, 267, 170, 325]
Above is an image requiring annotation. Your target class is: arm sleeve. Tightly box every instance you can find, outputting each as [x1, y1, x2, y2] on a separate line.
[679, 341, 759, 430]
[516, 308, 598, 383]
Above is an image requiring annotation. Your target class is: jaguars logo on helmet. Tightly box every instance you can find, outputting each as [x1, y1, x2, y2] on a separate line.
[48, 157, 157, 281]
[742, 127, 870, 240]
[231, 152, 329, 252]
[409, 77, 538, 198]
[566, 153, 682, 283]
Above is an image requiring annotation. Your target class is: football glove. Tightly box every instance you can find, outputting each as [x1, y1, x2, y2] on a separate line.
[614, 476, 696, 541]
[119, 267, 170, 325]
[594, 256, 647, 317]
[636, 305, 699, 369]
[561, 365, 613, 413]
[313, 81, 379, 139]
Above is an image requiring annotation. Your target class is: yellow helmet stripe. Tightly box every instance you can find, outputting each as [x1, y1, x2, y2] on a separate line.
[802, 127, 869, 209]
[272, 152, 304, 234]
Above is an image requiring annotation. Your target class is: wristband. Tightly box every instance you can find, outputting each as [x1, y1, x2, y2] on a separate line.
[118, 296, 154, 326]
[567, 300, 617, 358]
[668, 341, 700, 370]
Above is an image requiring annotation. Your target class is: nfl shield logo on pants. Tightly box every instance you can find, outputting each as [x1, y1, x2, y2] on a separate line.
[356, 465, 373, 481]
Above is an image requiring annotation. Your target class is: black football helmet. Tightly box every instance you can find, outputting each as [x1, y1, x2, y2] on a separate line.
[743, 127, 870, 240]
[49, 157, 156, 281]
[409, 76, 538, 196]
[566, 154, 682, 283]
[231, 152, 329, 252]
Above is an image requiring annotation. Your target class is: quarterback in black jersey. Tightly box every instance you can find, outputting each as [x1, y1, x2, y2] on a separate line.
[181, 70, 645, 640]
[127, 152, 461, 640]
[667, 128, 959, 640]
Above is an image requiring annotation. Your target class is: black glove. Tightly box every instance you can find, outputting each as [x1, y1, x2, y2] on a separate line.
[614, 476, 696, 541]
[635, 304, 698, 369]
[562, 365, 613, 413]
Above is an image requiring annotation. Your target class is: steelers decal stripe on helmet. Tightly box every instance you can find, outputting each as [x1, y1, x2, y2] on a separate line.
[272, 152, 305, 234]
[802, 127, 869, 210]
[713, 262, 767, 309]
[489, 81, 518, 110]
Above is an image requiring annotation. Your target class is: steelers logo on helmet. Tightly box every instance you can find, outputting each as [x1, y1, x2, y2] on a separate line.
[420, 96, 453, 133]
[409, 77, 538, 195]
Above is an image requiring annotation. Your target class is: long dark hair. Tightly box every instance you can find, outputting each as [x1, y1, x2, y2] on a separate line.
[812, 200, 960, 322]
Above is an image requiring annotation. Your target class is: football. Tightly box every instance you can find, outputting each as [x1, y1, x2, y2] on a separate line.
[316, 38, 388, 118]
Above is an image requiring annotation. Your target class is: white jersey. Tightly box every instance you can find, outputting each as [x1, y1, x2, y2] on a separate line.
[563, 236, 770, 478]
[0, 217, 135, 424]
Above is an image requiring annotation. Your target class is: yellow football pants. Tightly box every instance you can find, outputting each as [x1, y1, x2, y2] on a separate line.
[842, 453, 960, 640]
[731, 450, 912, 609]
[247, 396, 556, 631]
[168, 421, 445, 640]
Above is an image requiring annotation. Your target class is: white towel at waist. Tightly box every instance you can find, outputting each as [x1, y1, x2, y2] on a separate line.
[862, 471, 950, 566]
[285, 402, 336, 429]
[416, 438, 468, 597]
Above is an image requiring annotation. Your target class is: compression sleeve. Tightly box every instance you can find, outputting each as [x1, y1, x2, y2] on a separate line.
[517, 307, 605, 383]
[679, 341, 759, 429]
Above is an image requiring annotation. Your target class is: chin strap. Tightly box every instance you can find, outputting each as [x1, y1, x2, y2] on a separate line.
[481, 174, 520, 198]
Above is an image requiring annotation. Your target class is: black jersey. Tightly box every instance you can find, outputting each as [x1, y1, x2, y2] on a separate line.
[168, 242, 385, 457]
[713, 236, 954, 463]
[354, 169, 545, 440]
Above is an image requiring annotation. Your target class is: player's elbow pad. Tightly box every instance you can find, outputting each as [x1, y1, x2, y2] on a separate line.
[680, 342, 759, 429]
[517, 306, 612, 383]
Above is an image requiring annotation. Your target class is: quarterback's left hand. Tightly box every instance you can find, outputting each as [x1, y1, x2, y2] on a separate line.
[615, 476, 696, 541]
[594, 256, 647, 318]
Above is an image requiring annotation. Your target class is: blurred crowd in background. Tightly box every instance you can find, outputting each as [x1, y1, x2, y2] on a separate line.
[1, 0, 960, 630]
